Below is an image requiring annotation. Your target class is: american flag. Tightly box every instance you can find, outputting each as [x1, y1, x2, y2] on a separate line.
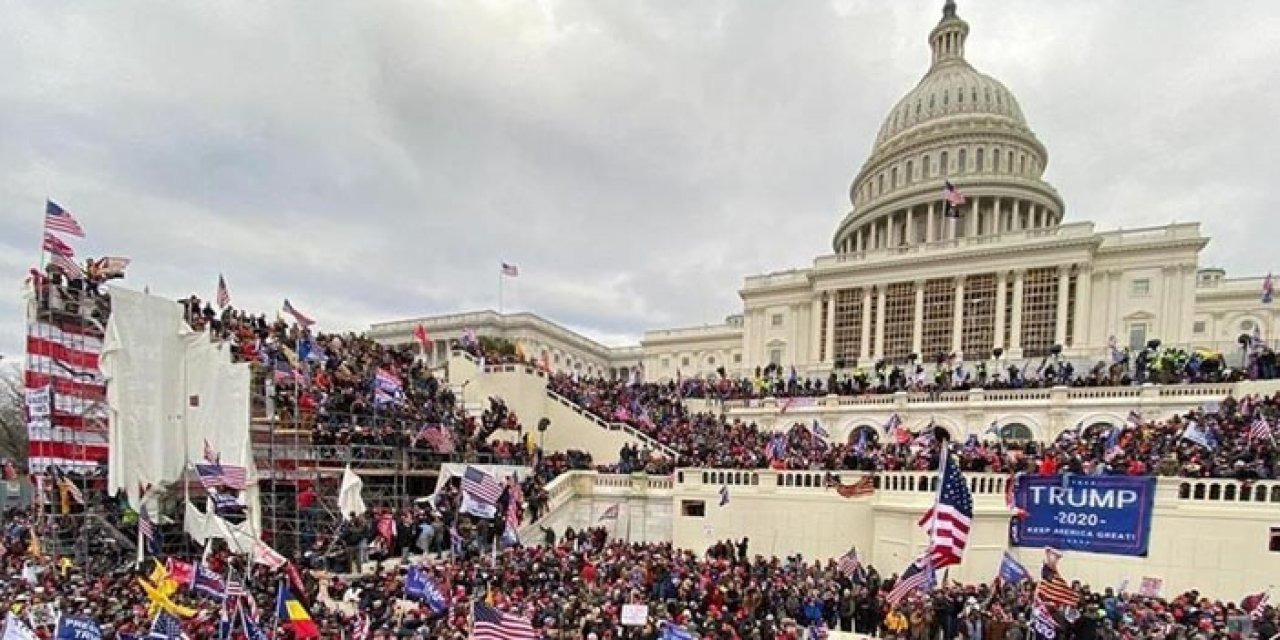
[352, 613, 371, 640]
[281, 299, 315, 327]
[1264, 273, 1275, 304]
[194, 462, 248, 491]
[139, 504, 157, 551]
[42, 232, 75, 257]
[416, 424, 455, 453]
[1251, 593, 1270, 619]
[917, 454, 973, 569]
[1250, 417, 1273, 445]
[216, 275, 231, 309]
[886, 556, 934, 605]
[463, 467, 503, 504]
[472, 602, 536, 640]
[500, 262, 520, 277]
[50, 253, 85, 280]
[836, 547, 861, 580]
[147, 611, 186, 639]
[45, 200, 85, 237]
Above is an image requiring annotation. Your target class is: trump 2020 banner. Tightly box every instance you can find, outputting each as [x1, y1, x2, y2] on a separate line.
[1009, 474, 1156, 557]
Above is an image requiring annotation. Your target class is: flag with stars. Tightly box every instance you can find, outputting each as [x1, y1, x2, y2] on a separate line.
[917, 454, 973, 569]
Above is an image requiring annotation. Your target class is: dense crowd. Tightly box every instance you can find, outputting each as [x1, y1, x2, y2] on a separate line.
[550, 371, 1280, 480]
[3, 500, 1275, 639]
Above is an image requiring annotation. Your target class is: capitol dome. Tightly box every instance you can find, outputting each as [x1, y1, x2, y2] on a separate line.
[832, 1, 1064, 254]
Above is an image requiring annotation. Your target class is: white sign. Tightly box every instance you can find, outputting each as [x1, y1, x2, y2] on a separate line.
[25, 387, 51, 417]
[621, 604, 649, 626]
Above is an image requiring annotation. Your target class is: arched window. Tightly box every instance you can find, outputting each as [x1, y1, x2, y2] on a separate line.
[958, 149, 967, 173]
[999, 423, 1033, 442]
[942, 90, 949, 106]
[984, 88, 992, 103]
[940, 151, 949, 175]
[847, 426, 880, 447]
[1020, 155, 1027, 174]
[891, 167, 898, 187]
[905, 161, 914, 184]
[992, 148, 1000, 172]
[929, 94, 936, 110]
[878, 173, 885, 193]
[958, 87, 965, 103]
[922, 155, 931, 179]
[916, 100, 922, 116]
[976, 148, 985, 171]
[1007, 151, 1014, 173]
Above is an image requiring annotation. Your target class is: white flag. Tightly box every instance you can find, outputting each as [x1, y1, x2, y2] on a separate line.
[3, 612, 38, 640]
[338, 465, 367, 521]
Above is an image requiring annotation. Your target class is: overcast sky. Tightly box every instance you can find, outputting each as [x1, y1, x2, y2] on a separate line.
[2, 0, 1277, 360]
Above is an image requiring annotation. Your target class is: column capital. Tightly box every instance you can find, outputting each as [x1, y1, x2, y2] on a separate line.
[915, 279, 928, 288]
[954, 274, 967, 286]
[1058, 264, 1072, 276]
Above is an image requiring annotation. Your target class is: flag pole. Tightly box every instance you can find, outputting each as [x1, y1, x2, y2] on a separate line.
[497, 266, 503, 315]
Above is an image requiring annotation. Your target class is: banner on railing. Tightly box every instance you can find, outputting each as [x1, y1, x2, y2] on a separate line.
[1009, 474, 1156, 557]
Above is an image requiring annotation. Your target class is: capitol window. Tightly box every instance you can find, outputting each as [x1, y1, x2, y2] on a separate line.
[681, 356, 690, 367]
[940, 151, 949, 174]
[1131, 279, 1151, 296]
[1128, 323, 1148, 350]
[906, 161, 913, 183]
[661, 357, 670, 369]
[769, 349, 783, 365]
[992, 148, 1000, 172]
[958, 149, 967, 173]
[891, 167, 898, 187]
[1020, 155, 1027, 174]
[958, 88, 964, 103]
[1007, 151, 1014, 173]
[976, 148, 984, 171]
[878, 174, 885, 193]
[734, 353, 742, 364]
[1193, 321, 1206, 335]
[1241, 320, 1256, 332]
[922, 155, 930, 178]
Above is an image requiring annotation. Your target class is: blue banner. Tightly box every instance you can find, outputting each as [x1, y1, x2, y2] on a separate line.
[1009, 474, 1156, 557]
[55, 615, 103, 640]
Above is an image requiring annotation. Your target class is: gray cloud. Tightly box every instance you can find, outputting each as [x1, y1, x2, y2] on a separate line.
[1, 0, 1277, 359]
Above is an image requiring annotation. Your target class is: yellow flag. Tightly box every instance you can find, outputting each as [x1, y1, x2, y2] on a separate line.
[138, 577, 197, 618]
[58, 557, 72, 577]
[147, 559, 179, 597]
[27, 530, 41, 559]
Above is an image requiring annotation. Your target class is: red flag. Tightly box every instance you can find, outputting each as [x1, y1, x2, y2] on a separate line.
[166, 558, 195, 587]
[285, 561, 310, 606]
[413, 324, 432, 350]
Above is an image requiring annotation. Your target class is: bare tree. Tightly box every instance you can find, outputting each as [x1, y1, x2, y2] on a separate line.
[0, 366, 27, 466]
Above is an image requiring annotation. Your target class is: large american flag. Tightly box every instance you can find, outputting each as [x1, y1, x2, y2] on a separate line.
[463, 467, 503, 504]
[917, 454, 973, 569]
[500, 262, 520, 277]
[45, 200, 85, 237]
[216, 274, 231, 309]
[886, 556, 935, 605]
[504, 476, 524, 534]
[43, 232, 76, 257]
[1035, 575, 1079, 608]
[194, 462, 248, 491]
[472, 603, 536, 640]
[49, 253, 86, 280]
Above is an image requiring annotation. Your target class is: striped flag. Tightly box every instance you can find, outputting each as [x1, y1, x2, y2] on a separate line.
[44, 200, 85, 237]
[472, 602, 536, 640]
[500, 262, 520, 277]
[1249, 417, 1273, 445]
[504, 476, 524, 536]
[917, 455, 973, 569]
[416, 425, 455, 453]
[598, 503, 620, 522]
[281, 299, 315, 327]
[836, 547, 862, 580]
[42, 232, 76, 257]
[834, 475, 876, 498]
[1035, 576, 1079, 608]
[886, 556, 935, 605]
[1031, 602, 1058, 638]
[49, 253, 85, 280]
[139, 504, 160, 555]
[943, 180, 967, 217]
[194, 462, 248, 491]
[1264, 273, 1275, 304]
[463, 467, 503, 503]
[216, 275, 230, 309]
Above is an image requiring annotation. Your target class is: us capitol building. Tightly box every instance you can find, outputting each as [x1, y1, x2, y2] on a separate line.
[373, 2, 1273, 383]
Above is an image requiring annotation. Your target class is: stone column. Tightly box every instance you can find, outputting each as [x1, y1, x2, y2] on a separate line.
[874, 285, 887, 360]
[1010, 270, 1026, 356]
[993, 270, 1008, 350]
[888, 213, 899, 248]
[825, 292, 838, 363]
[1054, 266, 1071, 347]
[993, 197, 1003, 235]
[859, 287, 872, 362]
[1012, 199, 1022, 231]
[1073, 265, 1092, 348]
[926, 202, 936, 243]
[951, 276, 966, 357]
[968, 196, 980, 237]
[912, 280, 925, 355]
[905, 207, 915, 245]
[810, 294, 824, 363]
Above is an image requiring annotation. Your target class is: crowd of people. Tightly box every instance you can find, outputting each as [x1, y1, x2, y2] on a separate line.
[549, 370, 1280, 480]
[3, 499, 1275, 639]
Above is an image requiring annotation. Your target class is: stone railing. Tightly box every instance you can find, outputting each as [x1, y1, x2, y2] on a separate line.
[544, 389, 680, 459]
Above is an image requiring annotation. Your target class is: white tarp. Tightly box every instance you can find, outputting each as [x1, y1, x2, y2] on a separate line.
[338, 466, 366, 520]
[103, 287, 257, 529]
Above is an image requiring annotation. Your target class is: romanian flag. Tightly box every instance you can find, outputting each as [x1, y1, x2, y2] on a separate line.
[275, 583, 319, 638]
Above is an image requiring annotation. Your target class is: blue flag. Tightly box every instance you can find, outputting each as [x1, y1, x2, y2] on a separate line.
[193, 563, 227, 600]
[405, 566, 448, 613]
[146, 611, 184, 639]
[55, 615, 102, 640]
[998, 551, 1031, 585]
[661, 621, 695, 640]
